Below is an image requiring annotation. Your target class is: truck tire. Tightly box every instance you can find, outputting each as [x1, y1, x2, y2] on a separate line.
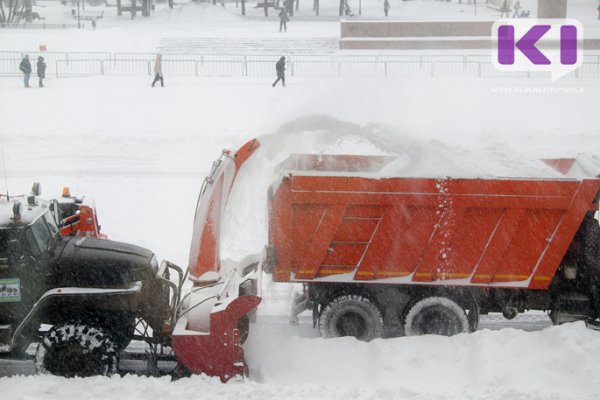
[319, 294, 383, 341]
[404, 296, 469, 336]
[36, 322, 118, 377]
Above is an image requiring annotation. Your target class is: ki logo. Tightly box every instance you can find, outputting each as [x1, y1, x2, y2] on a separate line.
[492, 19, 583, 81]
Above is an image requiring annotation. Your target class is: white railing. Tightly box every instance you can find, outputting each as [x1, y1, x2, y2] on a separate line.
[1, 51, 599, 79]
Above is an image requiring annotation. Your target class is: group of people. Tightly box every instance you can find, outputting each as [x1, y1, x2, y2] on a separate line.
[500, 0, 530, 18]
[18, 54, 46, 88]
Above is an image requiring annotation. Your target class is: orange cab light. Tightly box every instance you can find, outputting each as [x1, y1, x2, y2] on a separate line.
[62, 187, 71, 197]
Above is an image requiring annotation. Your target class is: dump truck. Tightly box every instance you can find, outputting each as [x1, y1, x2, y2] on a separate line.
[265, 153, 600, 339]
[172, 139, 600, 380]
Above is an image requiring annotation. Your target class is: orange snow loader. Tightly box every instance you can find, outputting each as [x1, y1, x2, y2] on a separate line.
[172, 140, 600, 380]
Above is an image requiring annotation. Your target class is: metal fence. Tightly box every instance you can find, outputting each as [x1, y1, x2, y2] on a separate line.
[0, 23, 78, 29]
[1, 51, 599, 79]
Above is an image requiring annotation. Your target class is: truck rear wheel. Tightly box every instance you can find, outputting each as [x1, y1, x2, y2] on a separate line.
[319, 294, 383, 341]
[36, 322, 117, 377]
[404, 296, 469, 336]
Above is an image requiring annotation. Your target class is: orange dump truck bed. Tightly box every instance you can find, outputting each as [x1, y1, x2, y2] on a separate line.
[267, 154, 600, 291]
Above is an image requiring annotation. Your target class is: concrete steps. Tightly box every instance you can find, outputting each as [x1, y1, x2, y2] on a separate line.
[158, 37, 340, 55]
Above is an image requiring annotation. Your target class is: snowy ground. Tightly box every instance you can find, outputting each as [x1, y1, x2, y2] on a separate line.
[2, 2, 600, 400]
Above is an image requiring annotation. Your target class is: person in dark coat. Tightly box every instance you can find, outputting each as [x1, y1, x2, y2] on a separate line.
[19, 54, 32, 88]
[272, 56, 286, 87]
[278, 8, 289, 32]
[500, 0, 512, 18]
[384, 0, 391, 17]
[37, 56, 46, 88]
[597, 0, 600, 20]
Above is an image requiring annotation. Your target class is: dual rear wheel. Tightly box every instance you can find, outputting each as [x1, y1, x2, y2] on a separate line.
[318, 293, 476, 340]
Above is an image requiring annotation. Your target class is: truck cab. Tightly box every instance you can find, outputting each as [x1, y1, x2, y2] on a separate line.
[0, 187, 176, 377]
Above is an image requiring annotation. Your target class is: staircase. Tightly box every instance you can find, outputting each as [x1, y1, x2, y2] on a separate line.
[158, 37, 339, 55]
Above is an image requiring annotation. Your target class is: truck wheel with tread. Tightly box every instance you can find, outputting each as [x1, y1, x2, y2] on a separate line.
[319, 294, 383, 341]
[404, 296, 470, 336]
[36, 322, 118, 377]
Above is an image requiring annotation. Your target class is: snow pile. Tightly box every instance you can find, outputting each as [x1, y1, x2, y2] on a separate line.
[2, 322, 599, 400]
[245, 321, 600, 399]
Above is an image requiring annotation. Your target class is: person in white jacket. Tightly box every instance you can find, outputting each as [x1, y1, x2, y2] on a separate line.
[151, 54, 164, 87]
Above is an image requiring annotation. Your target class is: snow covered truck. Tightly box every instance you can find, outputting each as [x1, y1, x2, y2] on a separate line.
[176, 139, 600, 370]
[0, 185, 177, 377]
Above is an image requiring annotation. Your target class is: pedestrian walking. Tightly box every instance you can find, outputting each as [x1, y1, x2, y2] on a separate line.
[279, 8, 289, 32]
[512, 0, 521, 18]
[500, 0, 511, 18]
[19, 54, 32, 88]
[272, 56, 286, 87]
[384, 0, 391, 17]
[597, 0, 600, 20]
[151, 53, 164, 87]
[37, 56, 46, 88]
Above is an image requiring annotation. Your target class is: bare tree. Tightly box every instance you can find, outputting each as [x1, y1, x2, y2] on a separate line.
[0, 0, 28, 24]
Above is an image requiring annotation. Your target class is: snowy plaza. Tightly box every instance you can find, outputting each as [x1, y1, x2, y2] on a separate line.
[1, 1, 600, 399]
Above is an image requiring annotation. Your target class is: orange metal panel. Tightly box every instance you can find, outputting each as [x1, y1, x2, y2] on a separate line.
[321, 243, 367, 267]
[542, 158, 576, 175]
[470, 209, 526, 284]
[493, 209, 563, 283]
[291, 192, 573, 210]
[386, 207, 440, 276]
[358, 206, 440, 279]
[269, 169, 600, 289]
[333, 218, 380, 242]
[295, 204, 347, 280]
[190, 175, 223, 279]
[354, 205, 402, 280]
[318, 267, 357, 277]
[439, 207, 503, 281]
[291, 205, 328, 270]
[270, 179, 293, 282]
[344, 205, 386, 219]
[528, 180, 600, 289]
[412, 206, 468, 282]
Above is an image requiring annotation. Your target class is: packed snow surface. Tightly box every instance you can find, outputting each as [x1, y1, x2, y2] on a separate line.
[2, 322, 600, 400]
[2, 2, 600, 400]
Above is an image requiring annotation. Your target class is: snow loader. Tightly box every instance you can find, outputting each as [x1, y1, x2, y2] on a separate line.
[169, 139, 600, 380]
[0, 183, 178, 377]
